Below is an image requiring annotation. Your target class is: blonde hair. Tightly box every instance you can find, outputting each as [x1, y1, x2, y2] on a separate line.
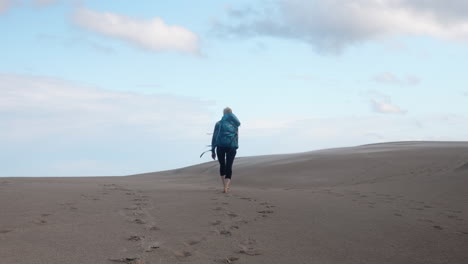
[223, 107, 232, 114]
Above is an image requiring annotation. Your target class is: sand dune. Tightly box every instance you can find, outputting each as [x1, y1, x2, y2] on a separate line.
[1, 141, 467, 263]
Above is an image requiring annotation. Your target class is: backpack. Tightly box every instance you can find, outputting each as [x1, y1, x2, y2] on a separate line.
[216, 119, 238, 148]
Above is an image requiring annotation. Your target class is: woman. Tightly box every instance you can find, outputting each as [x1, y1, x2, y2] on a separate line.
[211, 107, 241, 193]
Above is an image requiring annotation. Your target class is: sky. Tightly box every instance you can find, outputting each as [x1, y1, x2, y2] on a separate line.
[1, 0, 468, 176]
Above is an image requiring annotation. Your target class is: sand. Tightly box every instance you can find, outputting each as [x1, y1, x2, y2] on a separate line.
[1, 141, 468, 264]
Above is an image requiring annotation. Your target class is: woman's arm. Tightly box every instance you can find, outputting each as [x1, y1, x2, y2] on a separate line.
[211, 122, 220, 153]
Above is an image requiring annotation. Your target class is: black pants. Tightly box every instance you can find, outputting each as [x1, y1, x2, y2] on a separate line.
[216, 147, 237, 179]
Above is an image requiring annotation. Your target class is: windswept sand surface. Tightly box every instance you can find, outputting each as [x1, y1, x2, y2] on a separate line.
[1, 141, 468, 264]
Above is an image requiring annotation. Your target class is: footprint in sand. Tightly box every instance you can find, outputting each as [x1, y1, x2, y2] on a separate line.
[131, 211, 145, 217]
[257, 209, 274, 218]
[219, 230, 232, 236]
[127, 235, 144, 242]
[125, 206, 142, 211]
[149, 225, 160, 231]
[216, 257, 240, 263]
[227, 212, 238, 218]
[211, 220, 222, 226]
[235, 219, 249, 225]
[133, 219, 146, 225]
[144, 241, 161, 252]
[260, 202, 276, 209]
[257, 210, 274, 214]
[108, 257, 142, 264]
[173, 250, 192, 258]
[238, 246, 262, 256]
[0, 229, 13, 234]
[237, 240, 263, 256]
[34, 219, 47, 225]
[185, 238, 204, 246]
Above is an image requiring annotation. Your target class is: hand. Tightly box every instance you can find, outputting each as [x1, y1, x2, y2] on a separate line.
[211, 152, 216, 160]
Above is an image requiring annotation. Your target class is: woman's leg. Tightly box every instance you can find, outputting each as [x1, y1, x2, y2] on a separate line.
[224, 148, 237, 192]
[216, 147, 227, 191]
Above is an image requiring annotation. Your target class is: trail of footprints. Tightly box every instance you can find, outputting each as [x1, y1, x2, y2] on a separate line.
[209, 194, 276, 263]
[320, 188, 467, 235]
[0, 182, 275, 263]
[99, 184, 278, 263]
[100, 184, 162, 264]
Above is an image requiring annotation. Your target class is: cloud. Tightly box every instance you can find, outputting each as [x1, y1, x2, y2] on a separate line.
[371, 98, 407, 115]
[217, 0, 468, 53]
[363, 90, 407, 114]
[0, 73, 213, 141]
[73, 8, 200, 54]
[0, 73, 217, 176]
[373, 72, 420, 85]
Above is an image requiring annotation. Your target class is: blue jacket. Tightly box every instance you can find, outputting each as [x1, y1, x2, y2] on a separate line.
[211, 113, 241, 152]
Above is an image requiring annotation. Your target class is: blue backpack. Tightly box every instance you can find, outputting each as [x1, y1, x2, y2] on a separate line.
[217, 119, 238, 148]
[213, 113, 241, 149]
[201, 113, 241, 157]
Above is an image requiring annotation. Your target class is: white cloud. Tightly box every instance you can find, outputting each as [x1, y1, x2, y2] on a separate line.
[373, 72, 400, 84]
[218, 0, 468, 53]
[74, 8, 200, 54]
[0, 73, 218, 176]
[0, 73, 213, 141]
[373, 72, 420, 85]
[371, 99, 406, 114]
[363, 91, 407, 114]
